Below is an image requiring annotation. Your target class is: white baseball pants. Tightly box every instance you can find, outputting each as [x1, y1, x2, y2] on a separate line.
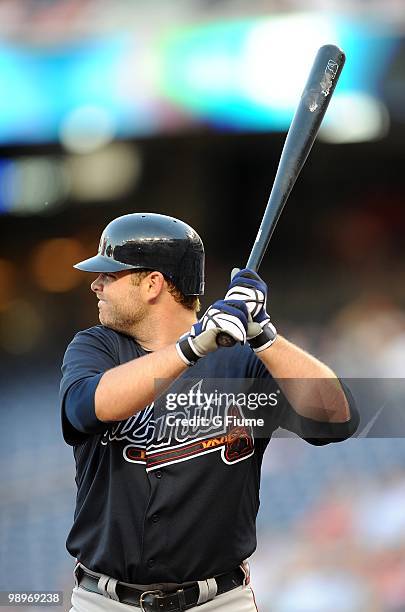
[69, 582, 258, 611]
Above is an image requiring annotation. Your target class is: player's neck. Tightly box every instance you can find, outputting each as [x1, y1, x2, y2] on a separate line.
[131, 305, 198, 352]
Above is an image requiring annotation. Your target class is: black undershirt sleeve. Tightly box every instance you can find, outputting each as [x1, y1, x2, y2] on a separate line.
[60, 327, 118, 445]
[246, 353, 359, 445]
[274, 380, 360, 445]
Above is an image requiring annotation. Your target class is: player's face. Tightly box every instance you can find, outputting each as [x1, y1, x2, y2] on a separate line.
[90, 271, 146, 333]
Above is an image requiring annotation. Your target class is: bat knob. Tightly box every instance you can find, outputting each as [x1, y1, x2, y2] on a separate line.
[216, 332, 236, 348]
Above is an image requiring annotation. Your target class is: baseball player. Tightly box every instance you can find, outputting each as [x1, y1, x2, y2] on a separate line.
[60, 213, 359, 612]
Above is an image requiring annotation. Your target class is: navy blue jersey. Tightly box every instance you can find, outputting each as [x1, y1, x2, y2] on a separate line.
[60, 325, 358, 584]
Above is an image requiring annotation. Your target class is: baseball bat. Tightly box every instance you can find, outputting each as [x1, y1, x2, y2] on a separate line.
[217, 44, 346, 348]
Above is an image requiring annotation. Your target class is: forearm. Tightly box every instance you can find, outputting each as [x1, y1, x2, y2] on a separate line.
[95, 344, 187, 421]
[95, 299, 250, 422]
[257, 335, 350, 423]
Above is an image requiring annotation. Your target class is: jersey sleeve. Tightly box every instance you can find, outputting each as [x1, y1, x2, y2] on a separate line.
[248, 354, 359, 445]
[60, 326, 118, 445]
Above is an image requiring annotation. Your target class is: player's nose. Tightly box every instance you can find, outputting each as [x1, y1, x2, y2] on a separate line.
[91, 274, 104, 293]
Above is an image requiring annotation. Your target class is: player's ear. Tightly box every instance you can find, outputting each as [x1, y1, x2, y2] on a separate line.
[141, 271, 165, 301]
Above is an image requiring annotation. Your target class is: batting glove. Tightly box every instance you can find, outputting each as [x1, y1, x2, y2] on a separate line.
[176, 299, 249, 366]
[225, 268, 277, 353]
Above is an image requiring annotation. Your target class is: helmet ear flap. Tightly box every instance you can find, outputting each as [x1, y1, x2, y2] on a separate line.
[74, 213, 205, 296]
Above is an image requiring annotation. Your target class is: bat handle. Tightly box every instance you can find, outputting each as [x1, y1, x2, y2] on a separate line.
[216, 331, 236, 347]
[215, 266, 241, 348]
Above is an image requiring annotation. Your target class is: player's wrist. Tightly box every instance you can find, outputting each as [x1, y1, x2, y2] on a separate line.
[176, 334, 203, 366]
[176, 328, 222, 366]
[248, 320, 277, 353]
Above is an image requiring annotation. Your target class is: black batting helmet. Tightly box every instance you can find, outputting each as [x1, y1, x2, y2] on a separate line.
[74, 213, 205, 296]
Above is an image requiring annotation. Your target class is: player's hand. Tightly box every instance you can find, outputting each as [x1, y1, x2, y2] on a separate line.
[176, 299, 248, 366]
[225, 268, 277, 353]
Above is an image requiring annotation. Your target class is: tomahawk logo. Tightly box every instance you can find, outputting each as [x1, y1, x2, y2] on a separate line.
[101, 378, 255, 469]
[129, 402, 255, 471]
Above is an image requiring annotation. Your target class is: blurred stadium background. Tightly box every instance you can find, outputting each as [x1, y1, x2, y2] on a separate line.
[1, 1, 405, 611]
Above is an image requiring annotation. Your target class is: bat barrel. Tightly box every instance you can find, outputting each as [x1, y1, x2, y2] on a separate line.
[247, 44, 345, 272]
[217, 44, 345, 347]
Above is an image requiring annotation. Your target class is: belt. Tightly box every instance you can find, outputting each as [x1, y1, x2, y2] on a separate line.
[76, 564, 245, 611]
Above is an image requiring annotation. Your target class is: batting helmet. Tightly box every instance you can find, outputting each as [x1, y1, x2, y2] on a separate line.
[74, 213, 205, 295]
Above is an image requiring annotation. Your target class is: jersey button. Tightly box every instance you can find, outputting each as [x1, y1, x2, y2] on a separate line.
[147, 559, 155, 568]
[152, 514, 160, 523]
[155, 471, 162, 479]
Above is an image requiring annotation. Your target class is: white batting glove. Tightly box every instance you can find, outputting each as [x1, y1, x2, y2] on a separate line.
[176, 299, 249, 366]
[225, 268, 277, 353]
